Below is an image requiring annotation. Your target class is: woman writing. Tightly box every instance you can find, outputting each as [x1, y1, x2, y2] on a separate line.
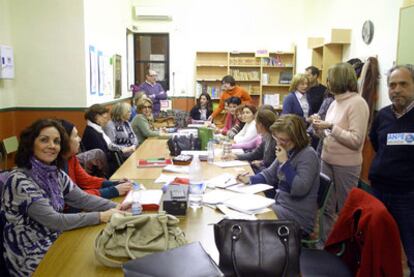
[1, 119, 125, 276]
[238, 115, 320, 236]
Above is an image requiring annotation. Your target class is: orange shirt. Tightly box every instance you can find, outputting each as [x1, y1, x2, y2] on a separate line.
[211, 86, 252, 118]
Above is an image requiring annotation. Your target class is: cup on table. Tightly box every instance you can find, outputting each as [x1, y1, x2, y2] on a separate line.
[189, 183, 206, 208]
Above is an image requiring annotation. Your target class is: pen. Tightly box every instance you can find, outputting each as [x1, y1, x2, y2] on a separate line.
[239, 172, 249, 177]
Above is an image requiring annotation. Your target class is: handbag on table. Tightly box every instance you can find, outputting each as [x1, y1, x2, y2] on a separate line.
[95, 212, 187, 267]
[214, 219, 301, 277]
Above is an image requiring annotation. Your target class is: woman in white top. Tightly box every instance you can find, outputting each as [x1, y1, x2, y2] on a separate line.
[233, 104, 258, 144]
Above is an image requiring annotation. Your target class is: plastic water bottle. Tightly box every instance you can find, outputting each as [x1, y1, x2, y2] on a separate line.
[207, 140, 215, 164]
[131, 182, 142, 215]
[189, 155, 204, 207]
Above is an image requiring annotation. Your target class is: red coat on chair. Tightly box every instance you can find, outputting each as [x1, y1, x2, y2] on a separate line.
[325, 188, 403, 277]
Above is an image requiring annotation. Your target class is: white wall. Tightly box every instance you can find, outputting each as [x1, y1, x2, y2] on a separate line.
[0, 0, 15, 108]
[131, 0, 308, 98]
[300, 0, 402, 109]
[9, 0, 86, 107]
[83, 0, 131, 106]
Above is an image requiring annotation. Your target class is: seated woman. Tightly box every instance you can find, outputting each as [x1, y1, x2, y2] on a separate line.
[190, 93, 213, 122]
[1, 119, 124, 276]
[233, 104, 258, 144]
[82, 104, 133, 175]
[224, 108, 277, 172]
[103, 102, 138, 158]
[237, 114, 320, 236]
[60, 119, 132, 199]
[282, 73, 313, 120]
[131, 97, 168, 145]
[219, 96, 242, 135]
[129, 91, 146, 122]
[227, 104, 244, 139]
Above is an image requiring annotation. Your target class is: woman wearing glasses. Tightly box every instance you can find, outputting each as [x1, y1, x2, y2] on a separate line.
[237, 114, 320, 236]
[131, 97, 167, 145]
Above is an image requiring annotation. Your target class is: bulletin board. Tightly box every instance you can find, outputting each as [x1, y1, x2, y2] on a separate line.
[397, 5, 414, 64]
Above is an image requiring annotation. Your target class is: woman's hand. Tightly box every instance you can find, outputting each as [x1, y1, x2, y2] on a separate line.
[275, 146, 288, 163]
[99, 208, 121, 223]
[222, 153, 237, 161]
[312, 119, 333, 131]
[236, 173, 250, 184]
[251, 160, 262, 168]
[121, 146, 135, 154]
[116, 202, 132, 211]
[116, 182, 133, 196]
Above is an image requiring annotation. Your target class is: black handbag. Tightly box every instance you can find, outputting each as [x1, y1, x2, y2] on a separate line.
[167, 134, 201, 156]
[214, 219, 301, 277]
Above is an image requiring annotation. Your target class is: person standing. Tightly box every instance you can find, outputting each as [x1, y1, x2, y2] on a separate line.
[134, 69, 167, 117]
[312, 63, 369, 244]
[282, 73, 313, 120]
[208, 75, 252, 120]
[306, 66, 327, 113]
[369, 64, 414, 276]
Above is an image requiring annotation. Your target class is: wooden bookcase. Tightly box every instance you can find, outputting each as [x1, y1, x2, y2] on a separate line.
[195, 48, 296, 109]
[308, 29, 351, 85]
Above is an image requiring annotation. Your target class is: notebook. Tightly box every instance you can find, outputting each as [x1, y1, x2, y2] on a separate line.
[137, 158, 172, 167]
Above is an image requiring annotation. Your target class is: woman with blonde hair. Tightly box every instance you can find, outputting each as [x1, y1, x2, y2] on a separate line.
[237, 114, 320, 235]
[282, 73, 313, 119]
[312, 62, 369, 244]
[104, 102, 138, 158]
[131, 97, 167, 144]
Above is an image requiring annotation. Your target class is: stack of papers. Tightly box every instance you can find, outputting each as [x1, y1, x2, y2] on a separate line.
[202, 189, 234, 205]
[226, 183, 273, 194]
[123, 190, 163, 211]
[204, 173, 238, 188]
[163, 165, 190, 174]
[213, 160, 249, 168]
[154, 174, 189, 184]
[223, 194, 274, 215]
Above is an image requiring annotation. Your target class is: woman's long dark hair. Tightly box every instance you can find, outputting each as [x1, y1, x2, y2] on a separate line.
[15, 119, 70, 169]
[196, 93, 213, 114]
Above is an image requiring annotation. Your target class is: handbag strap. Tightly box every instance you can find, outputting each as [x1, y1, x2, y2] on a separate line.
[229, 223, 291, 277]
[95, 229, 126, 268]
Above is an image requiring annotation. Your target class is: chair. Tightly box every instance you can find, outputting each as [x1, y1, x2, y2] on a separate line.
[357, 179, 373, 194]
[301, 172, 332, 248]
[300, 248, 352, 277]
[1, 136, 18, 169]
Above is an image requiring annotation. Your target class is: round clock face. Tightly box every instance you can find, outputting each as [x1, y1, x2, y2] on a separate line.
[362, 20, 374, 45]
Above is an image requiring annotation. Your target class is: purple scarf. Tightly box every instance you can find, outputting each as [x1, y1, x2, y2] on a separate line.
[30, 156, 64, 211]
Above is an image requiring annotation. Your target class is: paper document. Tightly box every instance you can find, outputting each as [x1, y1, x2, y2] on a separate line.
[213, 160, 249, 168]
[216, 204, 257, 220]
[154, 173, 189, 184]
[123, 190, 163, 211]
[202, 190, 234, 205]
[181, 150, 208, 156]
[231, 149, 245, 155]
[204, 173, 238, 188]
[223, 194, 274, 215]
[226, 183, 273, 194]
[163, 165, 190, 174]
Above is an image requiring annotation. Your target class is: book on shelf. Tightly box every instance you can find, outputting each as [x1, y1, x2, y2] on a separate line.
[137, 158, 172, 168]
[279, 71, 293, 84]
[263, 94, 280, 107]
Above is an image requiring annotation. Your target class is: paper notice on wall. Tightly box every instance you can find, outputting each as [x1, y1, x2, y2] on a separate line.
[263, 94, 280, 108]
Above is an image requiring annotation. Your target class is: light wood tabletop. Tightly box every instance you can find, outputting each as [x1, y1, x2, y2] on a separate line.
[33, 139, 276, 277]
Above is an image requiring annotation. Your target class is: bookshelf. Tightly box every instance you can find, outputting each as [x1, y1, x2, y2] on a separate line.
[308, 29, 351, 85]
[195, 48, 296, 109]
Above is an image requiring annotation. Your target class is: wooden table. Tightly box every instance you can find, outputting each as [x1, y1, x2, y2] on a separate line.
[33, 140, 276, 277]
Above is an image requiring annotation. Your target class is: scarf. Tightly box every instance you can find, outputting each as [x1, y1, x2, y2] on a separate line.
[30, 156, 64, 212]
[87, 120, 113, 146]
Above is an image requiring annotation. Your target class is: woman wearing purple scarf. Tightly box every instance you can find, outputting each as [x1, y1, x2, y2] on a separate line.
[0, 119, 127, 276]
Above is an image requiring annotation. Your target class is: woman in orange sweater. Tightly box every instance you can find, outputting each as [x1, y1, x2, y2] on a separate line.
[60, 120, 132, 199]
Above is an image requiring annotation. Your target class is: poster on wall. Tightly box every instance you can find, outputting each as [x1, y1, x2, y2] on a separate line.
[103, 55, 113, 96]
[89, 46, 98, 95]
[98, 51, 104, 96]
[113, 54, 122, 99]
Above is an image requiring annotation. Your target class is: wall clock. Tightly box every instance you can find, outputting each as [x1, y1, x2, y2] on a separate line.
[362, 20, 374, 45]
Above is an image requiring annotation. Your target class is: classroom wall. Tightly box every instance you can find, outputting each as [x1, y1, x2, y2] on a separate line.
[83, 0, 132, 106]
[303, 0, 404, 109]
[131, 0, 308, 98]
[8, 0, 87, 108]
[0, 0, 15, 109]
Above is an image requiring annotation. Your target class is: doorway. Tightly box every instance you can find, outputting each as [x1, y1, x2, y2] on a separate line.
[134, 33, 170, 91]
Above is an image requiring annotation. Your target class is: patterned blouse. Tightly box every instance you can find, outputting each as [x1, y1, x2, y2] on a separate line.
[1, 169, 115, 276]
